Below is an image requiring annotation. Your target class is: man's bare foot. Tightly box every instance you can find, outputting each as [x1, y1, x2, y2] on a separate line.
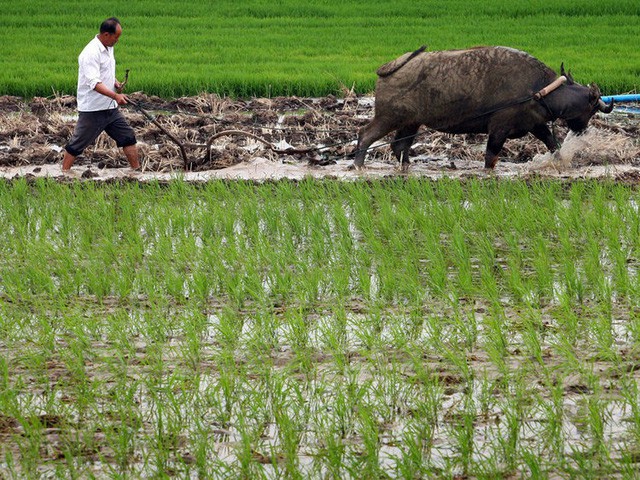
[61, 167, 80, 178]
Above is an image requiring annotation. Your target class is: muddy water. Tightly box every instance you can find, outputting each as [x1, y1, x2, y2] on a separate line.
[8, 302, 636, 478]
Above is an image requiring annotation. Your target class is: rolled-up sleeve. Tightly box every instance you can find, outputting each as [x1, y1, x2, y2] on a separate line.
[80, 53, 102, 90]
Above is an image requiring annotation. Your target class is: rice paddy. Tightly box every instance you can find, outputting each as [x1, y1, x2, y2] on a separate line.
[2, 0, 640, 477]
[2, 177, 640, 477]
[1, 0, 639, 97]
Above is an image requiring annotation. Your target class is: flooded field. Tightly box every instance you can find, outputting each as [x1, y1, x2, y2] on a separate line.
[0, 93, 638, 182]
[1, 176, 640, 477]
[1, 92, 640, 477]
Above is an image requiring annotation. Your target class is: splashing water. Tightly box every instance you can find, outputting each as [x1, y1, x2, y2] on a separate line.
[528, 125, 639, 173]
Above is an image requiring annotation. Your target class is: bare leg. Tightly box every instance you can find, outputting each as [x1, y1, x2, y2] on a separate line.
[62, 151, 76, 171]
[351, 117, 395, 169]
[123, 145, 140, 170]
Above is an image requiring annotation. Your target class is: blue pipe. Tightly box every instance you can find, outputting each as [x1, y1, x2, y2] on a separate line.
[601, 94, 640, 103]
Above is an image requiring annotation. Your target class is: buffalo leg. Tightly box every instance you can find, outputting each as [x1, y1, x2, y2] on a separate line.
[532, 124, 560, 152]
[484, 131, 508, 169]
[352, 117, 395, 169]
[392, 124, 420, 171]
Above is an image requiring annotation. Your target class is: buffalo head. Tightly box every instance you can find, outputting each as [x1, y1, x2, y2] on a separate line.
[559, 64, 614, 133]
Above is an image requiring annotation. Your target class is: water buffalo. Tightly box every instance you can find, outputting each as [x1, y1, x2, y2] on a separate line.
[352, 46, 614, 170]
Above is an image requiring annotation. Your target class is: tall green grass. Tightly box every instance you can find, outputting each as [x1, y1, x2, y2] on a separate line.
[0, 0, 638, 97]
[1, 178, 640, 477]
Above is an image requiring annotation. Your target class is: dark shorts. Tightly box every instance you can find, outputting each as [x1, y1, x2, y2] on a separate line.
[65, 109, 137, 156]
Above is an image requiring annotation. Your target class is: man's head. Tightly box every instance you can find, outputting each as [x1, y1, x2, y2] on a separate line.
[98, 17, 122, 47]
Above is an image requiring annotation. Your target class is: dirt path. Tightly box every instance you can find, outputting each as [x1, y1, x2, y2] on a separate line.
[1, 93, 638, 182]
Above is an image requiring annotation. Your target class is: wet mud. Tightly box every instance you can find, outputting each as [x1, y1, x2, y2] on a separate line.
[0, 93, 638, 182]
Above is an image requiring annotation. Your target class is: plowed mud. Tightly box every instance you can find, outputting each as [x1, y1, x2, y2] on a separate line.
[0, 93, 638, 182]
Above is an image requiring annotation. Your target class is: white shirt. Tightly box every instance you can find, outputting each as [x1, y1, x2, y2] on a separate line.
[77, 36, 117, 112]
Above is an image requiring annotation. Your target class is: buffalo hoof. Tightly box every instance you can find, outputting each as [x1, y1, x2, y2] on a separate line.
[484, 158, 498, 169]
[347, 163, 364, 171]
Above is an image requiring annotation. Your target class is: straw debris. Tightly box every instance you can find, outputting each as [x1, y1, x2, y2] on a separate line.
[0, 93, 638, 173]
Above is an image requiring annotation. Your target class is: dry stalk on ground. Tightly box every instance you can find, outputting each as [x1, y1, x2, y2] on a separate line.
[0, 93, 637, 172]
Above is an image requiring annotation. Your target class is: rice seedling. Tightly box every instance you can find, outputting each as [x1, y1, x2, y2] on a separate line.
[2, 1, 638, 97]
[449, 389, 477, 475]
[1, 178, 640, 477]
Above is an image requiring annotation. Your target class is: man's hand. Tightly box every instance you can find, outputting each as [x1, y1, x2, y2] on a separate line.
[114, 93, 129, 105]
[94, 82, 129, 105]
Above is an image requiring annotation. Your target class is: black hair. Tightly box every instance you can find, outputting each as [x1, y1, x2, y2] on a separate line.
[100, 17, 121, 34]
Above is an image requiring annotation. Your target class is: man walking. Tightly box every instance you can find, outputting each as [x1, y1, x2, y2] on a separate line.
[62, 17, 140, 171]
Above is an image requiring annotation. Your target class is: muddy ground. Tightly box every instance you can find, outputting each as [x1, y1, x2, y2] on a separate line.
[0, 92, 638, 182]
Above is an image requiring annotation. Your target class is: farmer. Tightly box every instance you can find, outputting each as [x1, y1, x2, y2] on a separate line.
[62, 17, 140, 171]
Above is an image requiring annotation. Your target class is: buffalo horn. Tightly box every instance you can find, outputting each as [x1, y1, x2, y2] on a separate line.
[598, 99, 614, 113]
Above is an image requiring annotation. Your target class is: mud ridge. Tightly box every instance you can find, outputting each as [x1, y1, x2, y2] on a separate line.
[0, 93, 638, 181]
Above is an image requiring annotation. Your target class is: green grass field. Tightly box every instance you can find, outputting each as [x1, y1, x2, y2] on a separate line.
[1, 0, 638, 97]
